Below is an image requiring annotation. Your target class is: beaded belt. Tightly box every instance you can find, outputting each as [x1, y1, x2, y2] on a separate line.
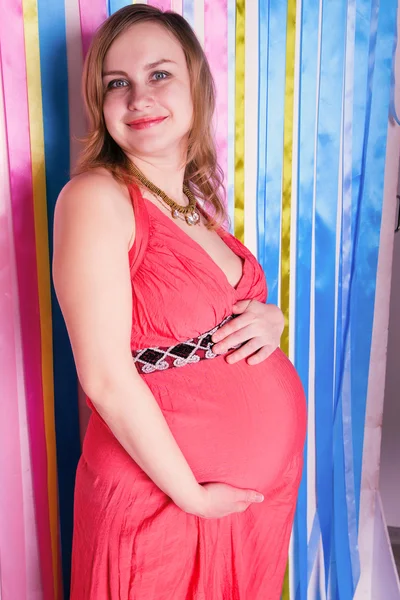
[132, 315, 240, 374]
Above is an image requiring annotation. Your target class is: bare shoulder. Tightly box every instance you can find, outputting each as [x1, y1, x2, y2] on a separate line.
[54, 167, 135, 251]
[57, 167, 125, 205]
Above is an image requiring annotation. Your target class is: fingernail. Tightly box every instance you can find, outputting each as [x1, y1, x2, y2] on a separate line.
[253, 494, 264, 502]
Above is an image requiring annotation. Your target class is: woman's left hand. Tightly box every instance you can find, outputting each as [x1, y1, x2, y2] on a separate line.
[211, 300, 285, 365]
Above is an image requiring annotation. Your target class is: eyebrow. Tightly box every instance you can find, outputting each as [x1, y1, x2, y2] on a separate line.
[102, 59, 176, 77]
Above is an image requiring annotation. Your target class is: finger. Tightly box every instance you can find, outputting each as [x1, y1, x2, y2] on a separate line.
[211, 316, 254, 345]
[225, 339, 261, 364]
[246, 345, 276, 365]
[239, 489, 264, 503]
[231, 299, 252, 314]
[212, 326, 256, 355]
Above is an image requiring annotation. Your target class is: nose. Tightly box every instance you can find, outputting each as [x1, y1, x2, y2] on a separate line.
[127, 84, 154, 111]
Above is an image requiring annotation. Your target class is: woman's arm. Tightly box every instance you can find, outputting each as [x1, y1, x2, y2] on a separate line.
[52, 172, 205, 515]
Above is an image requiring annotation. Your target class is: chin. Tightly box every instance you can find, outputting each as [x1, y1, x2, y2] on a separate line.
[125, 138, 188, 160]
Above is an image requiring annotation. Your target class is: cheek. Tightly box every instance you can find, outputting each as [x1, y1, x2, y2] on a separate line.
[161, 86, 193, 128]
[102, 101, 113, 130]
[102, 95, 123, 129]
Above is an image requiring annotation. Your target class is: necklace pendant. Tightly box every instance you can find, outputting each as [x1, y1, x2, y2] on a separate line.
[185, 210, 200, 226]
[172, 209, 180, 219]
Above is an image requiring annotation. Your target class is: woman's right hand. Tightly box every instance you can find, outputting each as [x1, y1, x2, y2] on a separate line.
[190, 482, 264, 519]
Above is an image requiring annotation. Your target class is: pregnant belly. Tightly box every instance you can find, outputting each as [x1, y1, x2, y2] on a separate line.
[146, 348, 307, 495]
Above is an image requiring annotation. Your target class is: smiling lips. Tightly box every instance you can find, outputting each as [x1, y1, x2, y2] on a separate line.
[128, 116, 168, 130]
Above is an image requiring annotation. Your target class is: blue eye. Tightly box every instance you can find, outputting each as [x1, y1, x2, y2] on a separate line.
[107, 79, 128, 89]
[151, 71, 169, 81]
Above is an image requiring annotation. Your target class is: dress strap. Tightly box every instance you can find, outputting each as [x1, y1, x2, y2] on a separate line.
[127, 182, 151, 278]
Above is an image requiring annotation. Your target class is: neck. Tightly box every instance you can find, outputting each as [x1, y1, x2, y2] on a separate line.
[127, 154, 187, 203]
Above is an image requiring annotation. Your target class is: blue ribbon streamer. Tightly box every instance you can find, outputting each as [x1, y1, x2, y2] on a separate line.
[351, 0, 398, 523]
[332, 0, 398, 596]
[336, 0, 360, 591]
[257, 0, 398, 597]
[352, 0, 396, 579]
[37, 0, 81, 596]
[256, 0, 287, 308]
[108, 0, 130, 16]
[256, 0, 269, 274]
[307, 514, 321, 587]
[334, 10, 373, 589]
[313, 0, 347, 590]
[292, 0, 321, 596]
[183, 0, 194, 28]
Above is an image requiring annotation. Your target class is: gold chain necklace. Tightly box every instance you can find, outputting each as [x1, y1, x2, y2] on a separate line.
[128, 162, 200, 226]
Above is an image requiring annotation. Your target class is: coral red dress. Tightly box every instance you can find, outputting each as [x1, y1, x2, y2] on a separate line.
[70, 184, 307, 600]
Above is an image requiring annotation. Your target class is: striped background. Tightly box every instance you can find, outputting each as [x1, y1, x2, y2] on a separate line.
[0, 0, 397, 598]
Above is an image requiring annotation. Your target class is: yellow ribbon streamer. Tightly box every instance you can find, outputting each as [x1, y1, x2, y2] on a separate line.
[234, 0, 245, 242]
[22, 1, 60, 597]
[281, 0, 297, 598]
[280, 0, 296, 358]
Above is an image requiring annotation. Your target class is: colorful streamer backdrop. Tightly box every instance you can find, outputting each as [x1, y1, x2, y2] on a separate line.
[0, 0, 397, 598]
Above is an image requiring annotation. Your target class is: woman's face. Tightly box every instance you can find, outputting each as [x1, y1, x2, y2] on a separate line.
[102, 21, 194, 162]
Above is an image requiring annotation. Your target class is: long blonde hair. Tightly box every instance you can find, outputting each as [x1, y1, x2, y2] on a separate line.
[76, 3, 227, 228]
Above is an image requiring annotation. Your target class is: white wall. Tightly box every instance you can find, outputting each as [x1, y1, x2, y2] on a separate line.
[371, 495, 400, 598]
[380, 177, 400, 528]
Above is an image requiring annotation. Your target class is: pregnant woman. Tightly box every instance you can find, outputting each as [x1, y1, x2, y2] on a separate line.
[53, 5, 307, 599]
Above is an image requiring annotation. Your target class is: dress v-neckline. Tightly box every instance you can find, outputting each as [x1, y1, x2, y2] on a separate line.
[137, 190, 247, 292]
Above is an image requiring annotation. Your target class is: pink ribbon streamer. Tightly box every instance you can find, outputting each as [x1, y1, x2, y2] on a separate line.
[0, 2, 53, 598]
[148, 0, 172, 11]
[79, 0, 108, 58]
[0, 87, 28, 600]
[204, 0, 228, 201]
